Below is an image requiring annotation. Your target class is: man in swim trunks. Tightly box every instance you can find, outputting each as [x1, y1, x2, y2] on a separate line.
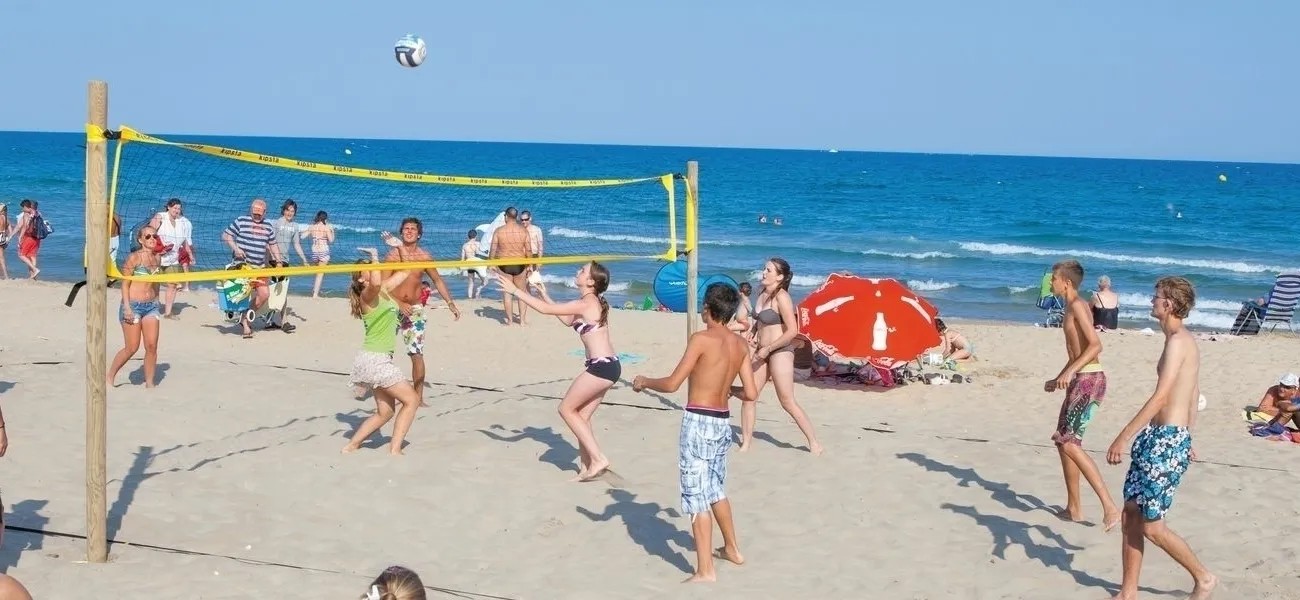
[632, 283, 758, 583]
[383, 218, 459, 406]
[489, 206, 532, 326]
[1044, 259, 1121, 530]
[459, 229, 485, 299]
[1106, 276, 1217, 600]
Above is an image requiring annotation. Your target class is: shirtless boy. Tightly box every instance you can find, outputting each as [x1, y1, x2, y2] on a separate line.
[383, 218, 459, 405]
[632, 283, 758, 583]
[1045, 260, 1121, 530]
[1105, 276, 1217, 600]
[489, 207, 532, 325]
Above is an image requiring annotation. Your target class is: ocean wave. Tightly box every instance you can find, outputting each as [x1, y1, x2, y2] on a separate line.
[907, 279, 958, 291]
[548, 227, 731, 247]
[1118, 310, 1236, 331]
[538, 272, 630, 293]
[745, 271, 828, 287]
[333, 224, 378, 233]
[1006, 285, 1036, 295]
[1116, 292, 1244, 313]
[958, 242, 1293, 274]
[862, 249, 957, 260]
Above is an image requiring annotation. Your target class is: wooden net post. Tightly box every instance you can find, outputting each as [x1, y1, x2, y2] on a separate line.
[685, 161, 699, 337]
[84, 80, 109, 563]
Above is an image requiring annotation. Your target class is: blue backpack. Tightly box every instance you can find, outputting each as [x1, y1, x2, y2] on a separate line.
[30, 211, 52, 240]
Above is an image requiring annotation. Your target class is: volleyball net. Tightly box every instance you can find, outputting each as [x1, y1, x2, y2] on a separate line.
[90, 125, 695, 284]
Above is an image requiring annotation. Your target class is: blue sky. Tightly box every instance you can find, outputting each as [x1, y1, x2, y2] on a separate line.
[3, 0, 1297, 162]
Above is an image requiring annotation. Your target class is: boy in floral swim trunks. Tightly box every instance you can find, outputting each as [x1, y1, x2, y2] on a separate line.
[1044, 260, 1122, 531]
[1105, 276, 1217, 600]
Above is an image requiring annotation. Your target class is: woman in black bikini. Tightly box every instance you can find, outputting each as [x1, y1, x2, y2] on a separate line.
[739, 257, 823, 455]
[495, 261, 620, 481]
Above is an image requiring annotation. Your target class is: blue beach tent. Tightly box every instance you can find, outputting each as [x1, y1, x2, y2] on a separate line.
[652, 260, 740, 313]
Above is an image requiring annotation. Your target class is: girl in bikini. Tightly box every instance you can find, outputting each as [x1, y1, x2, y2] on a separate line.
[341, 246, 423, 456]
[107, 226, 165, 388]
[495, 261, 618, 481]
[737, 257, 823, 455]
[305, 210, 334, 298]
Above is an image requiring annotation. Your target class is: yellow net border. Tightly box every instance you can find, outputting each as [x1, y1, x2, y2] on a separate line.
[88, 125, 695, 284]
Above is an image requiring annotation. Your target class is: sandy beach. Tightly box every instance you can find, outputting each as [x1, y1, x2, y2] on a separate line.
[0, 278, 1297, 599]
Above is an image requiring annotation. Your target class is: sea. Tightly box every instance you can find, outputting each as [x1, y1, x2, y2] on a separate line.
[3, 130, 1298, 331]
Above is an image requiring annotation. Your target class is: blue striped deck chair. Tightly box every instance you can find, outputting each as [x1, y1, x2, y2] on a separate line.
[1230, 272, 1300, 335]
[1036, 270, 1065, 328]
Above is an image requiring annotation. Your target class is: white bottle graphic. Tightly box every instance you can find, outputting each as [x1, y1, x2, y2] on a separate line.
[872, 312, 888, 351]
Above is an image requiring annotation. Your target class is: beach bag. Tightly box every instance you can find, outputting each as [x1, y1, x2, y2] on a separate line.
[30, 212, 51, 240]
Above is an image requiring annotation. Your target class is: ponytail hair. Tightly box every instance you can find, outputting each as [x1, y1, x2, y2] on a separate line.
[589, 261, 611, 326]
[348, 259, 372, 319]
[360, 565, 426, 600]
[768, 257, 793, 291]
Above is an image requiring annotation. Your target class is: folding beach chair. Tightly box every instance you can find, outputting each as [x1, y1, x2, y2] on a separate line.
[1230, 272, 1300, 335]
[1036, 270, 1065, 328]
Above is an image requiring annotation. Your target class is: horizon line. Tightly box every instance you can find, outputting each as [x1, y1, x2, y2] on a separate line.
[1, 127, 1295, 168]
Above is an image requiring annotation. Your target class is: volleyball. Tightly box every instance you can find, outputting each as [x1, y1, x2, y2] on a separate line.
[394, 34, 427, 68]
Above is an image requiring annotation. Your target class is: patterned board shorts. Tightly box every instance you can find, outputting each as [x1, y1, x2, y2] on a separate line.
[348, 351, 407, 391]
[1123, 424, 1192, 521]
[1052, 370, 1107, 446]
[397, 305, 426, 356]
[679, 410, 732, 517]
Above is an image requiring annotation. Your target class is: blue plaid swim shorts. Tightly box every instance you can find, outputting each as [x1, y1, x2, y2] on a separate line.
[679, 410, 732, 517]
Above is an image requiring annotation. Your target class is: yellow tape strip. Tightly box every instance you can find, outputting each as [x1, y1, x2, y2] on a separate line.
[85, 124, 106, 144]
[684, 177, 698, 252]
[661, 174, 677, 262]
[117, 126, 667, 188]
[112, 251, 677, 285]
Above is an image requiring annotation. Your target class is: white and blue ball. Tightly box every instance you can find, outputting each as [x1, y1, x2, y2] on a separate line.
[394, 34, 427, 68]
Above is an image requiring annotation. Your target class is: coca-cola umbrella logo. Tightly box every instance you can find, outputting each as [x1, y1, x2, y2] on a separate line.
[797, 274, 940, 364]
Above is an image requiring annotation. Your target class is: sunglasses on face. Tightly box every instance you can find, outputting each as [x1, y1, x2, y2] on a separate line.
[142, 234, 156, 240]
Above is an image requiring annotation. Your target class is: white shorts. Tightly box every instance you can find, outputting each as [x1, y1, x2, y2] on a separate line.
[348, 351, 406, 390]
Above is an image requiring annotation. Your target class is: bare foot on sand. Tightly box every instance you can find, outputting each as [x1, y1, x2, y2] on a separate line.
[389, 446, 404, 456]
[1102, 509, 1122, 532]
[682, 571, 716, 583]
[1189, 573, 1218, 599]
[809, 442, 825, 456]
[738, 443, 751, 453]
[340, 443, 360, 454]
[714, 546, 745, 565]
[1056, 506, 1084, 522]
[578, 457, 610, 482]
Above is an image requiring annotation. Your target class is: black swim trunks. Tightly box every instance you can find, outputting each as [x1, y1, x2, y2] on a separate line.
[499, 264, 526, 276]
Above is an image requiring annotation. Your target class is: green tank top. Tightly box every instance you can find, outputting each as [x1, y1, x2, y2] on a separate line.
[362, 295, 399, 354]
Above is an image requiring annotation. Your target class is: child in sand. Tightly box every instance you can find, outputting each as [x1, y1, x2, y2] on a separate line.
[633, 283, 758, 583]
[341, 247, 423, 456]
[1045, 260, 1122, 530]
[1105, 276, 1217, 599]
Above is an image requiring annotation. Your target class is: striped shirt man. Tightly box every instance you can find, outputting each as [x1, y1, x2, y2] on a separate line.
[222, 199, 278, 267]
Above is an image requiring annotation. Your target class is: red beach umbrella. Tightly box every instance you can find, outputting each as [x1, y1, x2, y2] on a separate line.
[796, 274, 941, 364]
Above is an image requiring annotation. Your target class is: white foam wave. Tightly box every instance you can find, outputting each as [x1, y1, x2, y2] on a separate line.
[907, 279, 957, 291]
[862, 249, 956, 260]
[538, 272, 629, 293]
[746, 271, 827, 287]
[1116, 292, 1244, 313]
[959, 242, 1292, 274]
[334, 225, 378, 233]
[1007, 285, 1035, 294]
[1118, 310, 1236, 331]
[549, 227, 730, 247]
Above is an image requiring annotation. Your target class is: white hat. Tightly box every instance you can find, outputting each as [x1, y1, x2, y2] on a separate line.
[1280, 373, 1299, 387]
